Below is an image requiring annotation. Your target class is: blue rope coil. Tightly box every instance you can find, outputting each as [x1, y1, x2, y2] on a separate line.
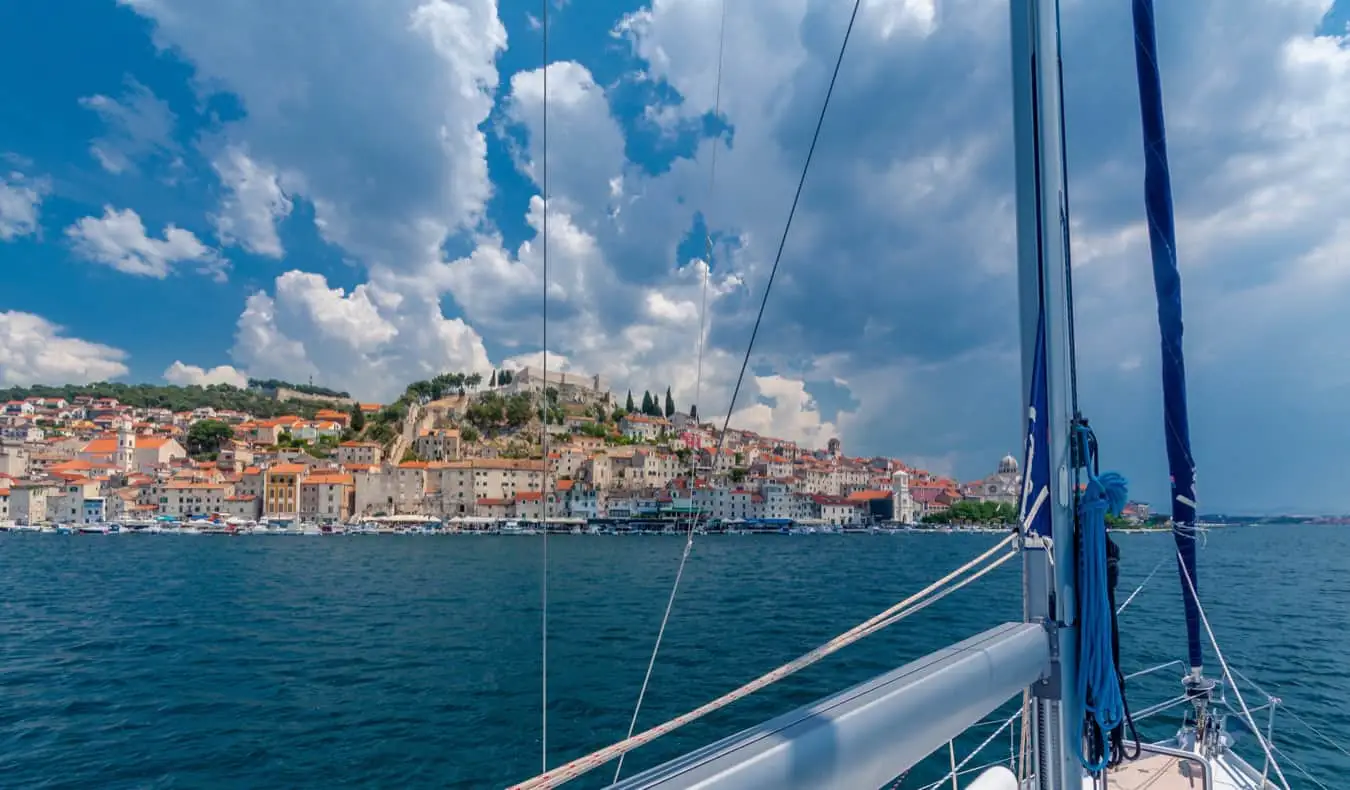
[1074, 425, 1129, 773]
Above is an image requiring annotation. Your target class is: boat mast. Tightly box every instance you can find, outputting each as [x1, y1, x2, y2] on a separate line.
[1010, 0, 1083, 786]
[1129, 0, 1204, 684]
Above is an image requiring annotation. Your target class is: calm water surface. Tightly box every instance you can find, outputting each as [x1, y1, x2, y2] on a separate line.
[0, 525, 1345, 788]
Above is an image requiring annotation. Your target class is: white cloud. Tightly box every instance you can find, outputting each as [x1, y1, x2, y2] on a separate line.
[230, 270, 491, 401]
[210, 146, 293, 258]
[78, 77, 179, 175]
[95, 0, 1350, 507]
[0, 311, 129, 386]
[719, 374, 845, 451]
[502, 351, 572, 373]
[0, 171, 46, 241]
[121, 0, 507, 268]
[65, 206, 225, 280]
[163, 360, 248, 387]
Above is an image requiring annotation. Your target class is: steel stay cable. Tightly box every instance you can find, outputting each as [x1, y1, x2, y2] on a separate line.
[539, 0, 551, 771]
[613, 0, 861, 778]
[1175, 551, 1291, 790]
[613, 0, 730, 781]
[1115, 554, 1166, 615]
[510, 533, 1017, 789]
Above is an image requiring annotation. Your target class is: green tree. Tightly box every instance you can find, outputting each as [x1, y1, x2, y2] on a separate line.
[461, 425, 480, 443]
[376, 402, 407, 425]
[247, 378, 350, 398]
[489, 370, 497, 387]
[1105, 513, 1137, 530]
[641, 391, 654, 415]
[690, 403, 698, 421]
[401, 448, 421, 463]
[466, 372, 483, 390]
[369, 422, 395, 444]
[350, 403, 366, 432]
[580, 422, 609, 438]
[664, 387, 675, 418]
[626, 390, 635, 412]
[505, 393, 534, 426]
[921, 499, 1017, 525]
[186, 419, 234, 457]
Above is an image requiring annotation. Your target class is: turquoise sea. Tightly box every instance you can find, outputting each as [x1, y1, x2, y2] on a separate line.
[0, 525, 1344, 788]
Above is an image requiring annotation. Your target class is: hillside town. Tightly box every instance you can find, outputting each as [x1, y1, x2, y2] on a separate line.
[0, 368, 1152, 532]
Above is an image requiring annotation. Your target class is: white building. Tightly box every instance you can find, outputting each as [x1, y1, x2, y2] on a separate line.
[50, 479, 102, 523]
[892, 468, 916, 524]
[757, 483, 812, 521]
[337, 441, 383, 467]
[413, 429, 461, 462]
[963, 455, 1021, 505]
[502, 366, 612, 406]
[9, 481, 57, 524]
[619, 414, 670, 441]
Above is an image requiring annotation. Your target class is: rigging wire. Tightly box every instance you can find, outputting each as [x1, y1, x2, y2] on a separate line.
[612, 0, 862, 779]
[612, 0, 729, 781]
[921, 708, 1023, 790]
[1114, 554, 1167, 615]
[510, 534, 1018, 789]
[1175, 551, 1292, 790]
[539, 0, 551, 772]
[1256, 698, 1350, 760]
[1270, 744, 1332, 790]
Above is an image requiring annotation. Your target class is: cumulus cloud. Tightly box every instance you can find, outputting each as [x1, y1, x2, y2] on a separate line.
[65, 206, 225, 280]
[106, 0, 1350, 507]
[0, 170, 46, 241]
[230, 270, 491, 401]
[719, 374, 846, 451]
[210, 146, 293, 258]
[163, 360, 248, 387]
[78, 77, 180, 175]
[121, 0, 506, 267]
[0, 311, 130, 386]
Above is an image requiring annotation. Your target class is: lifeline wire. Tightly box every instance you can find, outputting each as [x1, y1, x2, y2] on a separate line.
[510, 533, 1016, 789]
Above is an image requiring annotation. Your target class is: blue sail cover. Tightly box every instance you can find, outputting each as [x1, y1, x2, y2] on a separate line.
[1019, 306, 1053, 539]
[1131, 0, 1202, 671]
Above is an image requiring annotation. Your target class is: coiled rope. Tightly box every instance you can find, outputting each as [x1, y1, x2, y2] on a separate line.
[1073, 425, 1129, 773]
[509, 533, 1017, 789]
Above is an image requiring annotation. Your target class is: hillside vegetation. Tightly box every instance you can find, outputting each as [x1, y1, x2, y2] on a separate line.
[0, 382, 343, 420]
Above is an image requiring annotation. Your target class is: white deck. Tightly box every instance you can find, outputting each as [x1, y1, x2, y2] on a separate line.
[1081, 749, 1272, 790]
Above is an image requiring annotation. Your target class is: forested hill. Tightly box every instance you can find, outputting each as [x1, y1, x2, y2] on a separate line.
[0, 382, 347, 419]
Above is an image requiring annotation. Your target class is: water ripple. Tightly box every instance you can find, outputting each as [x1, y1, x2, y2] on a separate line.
[0, 526, 1343, 788]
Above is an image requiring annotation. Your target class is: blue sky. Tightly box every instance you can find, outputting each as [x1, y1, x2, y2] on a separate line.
[1, 0, 1347, 513]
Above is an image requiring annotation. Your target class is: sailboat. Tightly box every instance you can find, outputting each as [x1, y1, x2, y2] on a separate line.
[508, 0, 1321, 787]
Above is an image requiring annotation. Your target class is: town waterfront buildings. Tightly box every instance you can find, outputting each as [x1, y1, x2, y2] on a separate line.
[0, 374, 1099, 528]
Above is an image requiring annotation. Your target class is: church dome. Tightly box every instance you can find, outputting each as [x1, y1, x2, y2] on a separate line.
[998, 454, 1019, 475]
